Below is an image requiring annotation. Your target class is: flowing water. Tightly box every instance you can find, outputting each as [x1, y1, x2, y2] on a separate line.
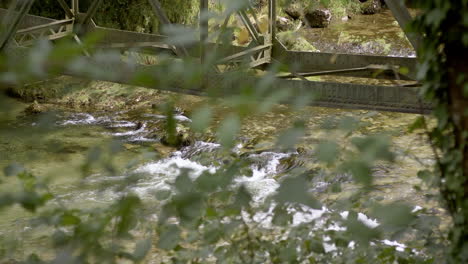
[300, 9, 415, 56]
[0, 9, 440, 260]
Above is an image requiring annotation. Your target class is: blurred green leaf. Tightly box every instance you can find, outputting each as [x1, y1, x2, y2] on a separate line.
[157, 224, 181, 250]
[133, 238, 152, 262]
[316, 141, 339, 164]
[417, 170, 433, 184]
[338, 116, 360, 133]
[351, 135, 394, 162]
[191, 105, 213, 133]
[276, 121, 305, 150]
[275, 175, 321, 209]
[3, 162, 25, 177]
[233, 185, 251, 209]
[345, 217, 381, 246]
[372, 203, 416, 231]
[115, 195, 142, 236]
[175, 172, 193, 193]
[60, 212, 81, 226]
[217, 114, 240, 148]
[408, 116, 425, 132]
[342, 160, 372, 186]
[272, 205, 291, 226]
[155, 189, 172, 201]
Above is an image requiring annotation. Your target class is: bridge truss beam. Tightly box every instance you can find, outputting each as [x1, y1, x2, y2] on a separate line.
[0, 0, 430, 114]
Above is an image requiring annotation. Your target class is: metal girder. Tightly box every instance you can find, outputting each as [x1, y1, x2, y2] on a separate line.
[384, 0, 421, 51]
[147, 0, 170, 25]
[217, 44, 271, 64]
[88, 25, 248, 58]
[72, 0, 79, 16]
[273, 40, 417, 80]
[81, 0, 103, 25]
[199, 0, 208, 63]
[15, 18, 73, 46]
[0, 8, 55, 28]
[0, 0, 432, 114]
[96, 41, 173, 50]
[277, 64, 413, 81]
[0, 0, 35, 51]
[268, 0, 276, 43]
[46, 57, 430, 114]
[16, 18, 73, 34]
[237, 10, 260, 44]
[56, 0, 74, 18]
[147, 0, 189, 57]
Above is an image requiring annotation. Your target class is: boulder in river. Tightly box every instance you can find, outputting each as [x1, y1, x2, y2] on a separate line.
[359, 0, 383, 15]
[276, 16, 298, 32]
[160, 124, 194, 148]
[303, 8, 331, 28]
[284, 2, 302, 20]
[24, 100, 46, 114]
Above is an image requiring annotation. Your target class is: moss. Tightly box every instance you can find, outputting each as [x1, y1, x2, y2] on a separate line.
[277, 31, 318, 51]
[14, 0, 199, 34]
[92, 0, 199, 33]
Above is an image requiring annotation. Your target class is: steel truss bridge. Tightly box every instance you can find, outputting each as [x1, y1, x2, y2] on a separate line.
[0, 0, 431, 114]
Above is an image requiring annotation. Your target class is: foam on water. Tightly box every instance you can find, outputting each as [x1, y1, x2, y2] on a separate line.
[60, 113, 98, 125]
[236, 152, 291, 202]
[130, 151, 217, 197]
[109, 121, 136, 128]
[110, 122, 147, 137]
[143, 113, 192, 123]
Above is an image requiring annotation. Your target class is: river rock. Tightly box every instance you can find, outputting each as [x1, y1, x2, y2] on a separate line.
[24, 101, 46, 114]
[284, 2, 302, 20]
[303, 8, 331, 28]
[250, 0, 268, 9]
[160, 124, 194, 148]
[359, 0, 383, 15]
[277, 31, 318, 51]
[276, 16, 297, 32]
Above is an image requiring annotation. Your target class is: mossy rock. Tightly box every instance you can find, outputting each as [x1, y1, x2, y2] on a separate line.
[160, 124, 194, 148]
[24, 101, 46, 115]
[277, 31, 318, 51]
[358, 0, 382, 15]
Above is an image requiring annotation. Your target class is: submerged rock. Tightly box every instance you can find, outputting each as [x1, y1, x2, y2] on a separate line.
[303, 8, 331, 28]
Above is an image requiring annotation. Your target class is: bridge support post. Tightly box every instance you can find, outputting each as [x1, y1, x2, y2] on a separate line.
[72, 0, 79, 16]
[384, 0, 421, 51]
[200, 0, 208, 63]
[57, 0, 74, 18]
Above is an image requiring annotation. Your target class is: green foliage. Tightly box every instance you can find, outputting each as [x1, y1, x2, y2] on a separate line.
[410, 0, 468, 262]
